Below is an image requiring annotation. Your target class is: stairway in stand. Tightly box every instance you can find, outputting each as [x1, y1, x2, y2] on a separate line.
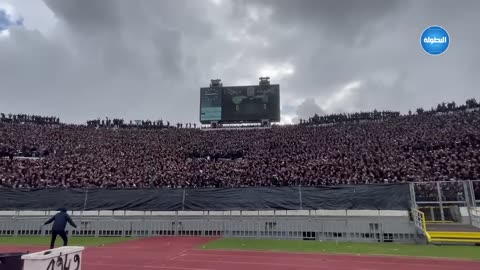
[427, 223, 480, 244]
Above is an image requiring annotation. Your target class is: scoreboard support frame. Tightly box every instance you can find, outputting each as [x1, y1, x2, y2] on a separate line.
[261, 119, 271, 127]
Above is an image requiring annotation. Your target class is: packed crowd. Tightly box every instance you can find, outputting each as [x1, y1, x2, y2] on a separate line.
[0, 105, 479, 198]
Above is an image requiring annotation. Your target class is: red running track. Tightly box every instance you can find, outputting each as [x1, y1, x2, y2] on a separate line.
[1, 237, 480, 270]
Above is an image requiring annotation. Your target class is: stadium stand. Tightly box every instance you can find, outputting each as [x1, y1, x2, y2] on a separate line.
[1, 100, 480, 189]
[1, 99, 480, 244]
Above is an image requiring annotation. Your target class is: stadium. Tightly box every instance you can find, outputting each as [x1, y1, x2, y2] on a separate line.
[1, 1, 480, 270]
[1, 76, 480, 269]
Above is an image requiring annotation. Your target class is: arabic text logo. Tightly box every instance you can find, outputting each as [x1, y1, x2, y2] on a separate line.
[421, 25, 449, 55]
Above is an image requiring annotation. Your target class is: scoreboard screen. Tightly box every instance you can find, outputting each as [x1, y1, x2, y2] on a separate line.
[200, 84, 280, 124]
[200, 88, 222, 122]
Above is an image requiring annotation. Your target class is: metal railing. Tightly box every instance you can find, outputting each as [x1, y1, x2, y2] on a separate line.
[473, 180, 480, 206]
[0, 216, 416, 243]
[470, 208, 480, 229]
[412, 180, 479, 223]
[411, 208, 430, 243]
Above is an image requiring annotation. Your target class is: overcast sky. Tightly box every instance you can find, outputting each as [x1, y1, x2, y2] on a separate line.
[0, 0, 478, 124]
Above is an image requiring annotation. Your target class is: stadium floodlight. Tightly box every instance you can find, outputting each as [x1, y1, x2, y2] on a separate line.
[259, 77, 270, 85]
[210, 79, 222, 87]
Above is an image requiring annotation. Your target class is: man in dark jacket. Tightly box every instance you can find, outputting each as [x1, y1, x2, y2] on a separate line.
[44, 208, 77, 249]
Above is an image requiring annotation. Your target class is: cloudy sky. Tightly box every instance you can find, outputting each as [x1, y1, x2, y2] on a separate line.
[0, 0, 478, 124]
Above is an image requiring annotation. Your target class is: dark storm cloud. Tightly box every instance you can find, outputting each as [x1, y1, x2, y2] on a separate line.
[43, 0, 120, 33]
[249, 0, 405, 45]
[0, 0, 479, 124]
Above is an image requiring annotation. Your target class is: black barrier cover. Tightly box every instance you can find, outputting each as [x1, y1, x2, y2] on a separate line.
[0, 253, 26, 270]
[184, 187, 302, 210]
[0, 184, 410, 210]
[299, 184, 411, 210]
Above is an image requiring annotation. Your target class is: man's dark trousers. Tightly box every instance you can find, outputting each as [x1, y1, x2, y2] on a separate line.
[50, 230, 68, 249]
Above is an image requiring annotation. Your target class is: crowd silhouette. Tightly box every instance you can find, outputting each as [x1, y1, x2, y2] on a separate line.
[0, 113, 59, 125]
[300, 98, 480, 126]
[86, 118, 200, 130]
[300, 110, 401, 125]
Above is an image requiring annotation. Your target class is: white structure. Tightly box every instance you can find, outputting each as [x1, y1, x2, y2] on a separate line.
[22, 246, 84, 270]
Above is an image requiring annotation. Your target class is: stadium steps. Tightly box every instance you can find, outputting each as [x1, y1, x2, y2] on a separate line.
[426, 224, 480, 244]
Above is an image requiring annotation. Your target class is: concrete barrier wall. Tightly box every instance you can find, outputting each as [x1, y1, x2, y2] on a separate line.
[0, 208, 415, 244]
[0, 215, 415, 243]
[459, 207, 480, 224]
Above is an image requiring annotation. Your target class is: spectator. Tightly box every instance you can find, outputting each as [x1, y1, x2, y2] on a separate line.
[0, 100, 479, 192]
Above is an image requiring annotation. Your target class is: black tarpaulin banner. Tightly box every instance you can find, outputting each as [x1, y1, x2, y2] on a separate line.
[183, 187, 302, 210]
[299, 184, 411, 210]
[0, 184, 410, 211]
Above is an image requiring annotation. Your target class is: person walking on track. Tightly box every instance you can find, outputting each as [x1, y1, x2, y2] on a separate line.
[44, 208, 77, 249]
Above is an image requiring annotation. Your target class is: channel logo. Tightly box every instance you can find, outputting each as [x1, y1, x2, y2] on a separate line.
[421, 25, 450, 55]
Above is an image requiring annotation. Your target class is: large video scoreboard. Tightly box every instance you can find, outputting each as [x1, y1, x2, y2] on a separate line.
[200, 84, 280, 124]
